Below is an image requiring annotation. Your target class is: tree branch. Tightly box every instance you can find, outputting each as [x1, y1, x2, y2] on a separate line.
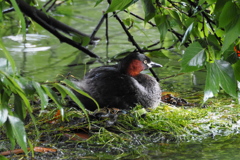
[14, 0, 99, 58]
[113, 12, 142, 52]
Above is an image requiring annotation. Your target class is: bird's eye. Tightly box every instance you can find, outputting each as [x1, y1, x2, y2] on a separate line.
[143, 60, 148, 64]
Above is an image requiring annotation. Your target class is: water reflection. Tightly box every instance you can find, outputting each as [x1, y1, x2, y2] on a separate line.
[3, 34, 51, 53]
[149, 135, 240, 160]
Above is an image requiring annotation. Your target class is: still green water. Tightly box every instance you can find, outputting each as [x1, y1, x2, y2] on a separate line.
[1, 0, 239, 159]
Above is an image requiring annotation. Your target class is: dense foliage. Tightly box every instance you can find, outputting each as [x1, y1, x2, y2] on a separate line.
[0, 0, 240, 157]
[101, 0, 240, 101]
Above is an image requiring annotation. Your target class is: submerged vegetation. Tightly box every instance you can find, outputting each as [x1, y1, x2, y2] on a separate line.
[0, 0, 240, 159]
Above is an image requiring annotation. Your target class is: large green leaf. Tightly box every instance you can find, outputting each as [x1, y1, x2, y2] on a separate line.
[204, 60, 237, 101]
[0, 86, 10, 127]
[222, 17, 240, 51]
[141, 0, 155, 22]
[5, 119, 16, 150]
[214, 0, 228, 21]
[204, 62, 220, 101]
[233, 60, 240, 81]
[181, 22, 194, 45]
[218, 1, 238, 28]
[1, 71, 32, 112]
[8, 115, 28, 153]
[14, 94, 26, 122]
[181, 42, 206, 72]
[32, 81, 48, 109]
[107, 0, 136, 12]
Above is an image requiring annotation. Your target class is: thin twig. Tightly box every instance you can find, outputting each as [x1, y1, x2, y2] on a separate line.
[105, 13, 109, 45]
[112, 11, 160, 81]
[147, 41, 160, 48]
[113, 12, 142, 52]
[122, 8, 186, 47]
[123, 10, 156, 27]
[90, 12, 106, 41]
[42, 0, 53, 8]
[46, 0, 57, 12]
[142, 47, 165, 52]
[160, 73, 185, 80]
[105, 13, 109, 58]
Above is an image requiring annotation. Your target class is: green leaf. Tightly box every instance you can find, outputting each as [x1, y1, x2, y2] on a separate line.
[217, 60, 237, 98]
[167, 10, 182, 26]
[15, 89, 32, 112]
[42, 85, 64, 110]
[32, 81, 48, 109]
[206, 35, 221, 50]
[181, 22, 194, 45]
[181, 42, 206, 72]
[205, 0, 216, 4]
[72, 35, 90, 47]
[9, 0, 26, 36]
[0, 71, 32, 112]
[0, 155, 9, 160]
[0, 105, 8, 126]
[123, 18, 134, 27]
[222, 17, 240, 51]
[18, 77, 35, 95]
[8, 115, 28, 153]
[5, 119, 16, 150]
[223, 44, 238, 64]
[154, 14, 168, 42]
[61, 79, 99, 109]
[0, 40, 16, 73]
[14, 94, 26, 122]
[54, 83, 90, 123]
[214, 0, 228, 21]
[204, 62, 220, 101]
[141, 0, 155, 22]
[233, 60, 240, 81]
[218, 1, 238, 28]
[204, 60, 237, 101]
[107, 0, 136, 12]
[94, 0, 104, 7]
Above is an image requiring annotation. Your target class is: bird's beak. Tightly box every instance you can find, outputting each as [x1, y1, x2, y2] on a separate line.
[147, 61, 163, 68]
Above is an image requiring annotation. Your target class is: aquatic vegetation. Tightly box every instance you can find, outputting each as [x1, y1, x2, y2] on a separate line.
[3, 95, 240, 159]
